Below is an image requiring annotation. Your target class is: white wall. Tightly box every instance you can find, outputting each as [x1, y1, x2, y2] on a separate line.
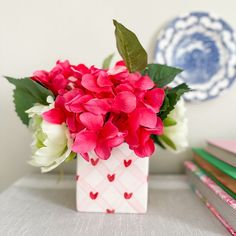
[1, 0, 236, 191]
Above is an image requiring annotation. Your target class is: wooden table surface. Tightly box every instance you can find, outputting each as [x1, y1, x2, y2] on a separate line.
[0, 175, 229, 236]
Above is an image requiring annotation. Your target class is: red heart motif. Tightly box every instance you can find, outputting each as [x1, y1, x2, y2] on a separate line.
[124, 159, 132, 167]
[75, 175, 79, 181]
[91, 158, 99, 166]
[124, 192, 133, 199]
[89, 191, 98, 200]
[107, 174, 115, 182]
[106, 209, 115, 214]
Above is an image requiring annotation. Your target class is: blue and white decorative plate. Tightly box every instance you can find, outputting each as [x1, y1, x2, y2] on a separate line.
[155, 12, 236, 102]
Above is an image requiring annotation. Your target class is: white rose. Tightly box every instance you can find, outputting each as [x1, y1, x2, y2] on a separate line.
[26, 99, 74, 172]
[160, 99, 188, 152]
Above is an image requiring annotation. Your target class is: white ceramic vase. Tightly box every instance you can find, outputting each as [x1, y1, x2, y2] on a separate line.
[76, 143, 149, 213]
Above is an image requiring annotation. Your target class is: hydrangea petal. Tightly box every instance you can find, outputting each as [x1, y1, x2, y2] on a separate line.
[43, 108, 65, 124]
[137, 127, 151, 146]
[115, 84, 134, 93]
[65, 94, 93, 113]
[63, 89, 84, 102]
[72, 130, 97, 153]
[81, 74, 111, 93]
[151, 116, 164, 135]
[134, 138, 154, 157]
[80, 112, 103, 131]
[66, 113, 84, 134]
[113, 91, 136, 113]
[107, 134, 124, 147]
[144, 88, 165, 112]
[51, 74, 68, 93]
[80, 152, 90, 162]
[81, 74, 99, 92]
[33, 70, 49, 84]
[97, 73, 112, 87]
[107, 62, 127, 75]
[72, 64, 90, 78]
[128, 107, 157, 130]
[84, 98, 110, 115]
[94, 142, 111, 160]
[136, 108, 157, 128]
[100, 121, 118, 139]
[134, 75, 154, 90]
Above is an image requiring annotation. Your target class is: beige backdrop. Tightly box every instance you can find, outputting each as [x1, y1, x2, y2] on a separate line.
[1, 0, 236, 192]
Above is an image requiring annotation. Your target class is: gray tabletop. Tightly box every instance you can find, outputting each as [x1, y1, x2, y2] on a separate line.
[0, 175, 229, 236]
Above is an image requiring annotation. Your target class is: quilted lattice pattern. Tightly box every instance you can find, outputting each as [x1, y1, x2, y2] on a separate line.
[76, 143, 149, 213]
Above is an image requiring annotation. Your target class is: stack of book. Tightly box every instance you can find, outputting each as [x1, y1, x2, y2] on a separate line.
[185, 140, 236, 235]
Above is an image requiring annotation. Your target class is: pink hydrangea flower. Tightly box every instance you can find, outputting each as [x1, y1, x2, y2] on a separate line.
[72, 114, 125, 160]
[34, 60, 165, 160]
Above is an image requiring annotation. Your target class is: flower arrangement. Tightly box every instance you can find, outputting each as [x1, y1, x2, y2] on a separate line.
[6, 20, 190, 173]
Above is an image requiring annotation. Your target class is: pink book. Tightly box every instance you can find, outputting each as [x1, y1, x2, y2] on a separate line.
[207, 140, 236, 155]
[206, 140, 236, 167]
[185, 161, 236, 234]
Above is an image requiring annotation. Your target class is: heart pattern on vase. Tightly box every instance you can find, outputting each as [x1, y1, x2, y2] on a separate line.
[124, 159, 132, 167]
[124, 192, 133, 199]
[91, 158, 99, 166]
[89, 191, 99, 200]
[76, 143, 149, 213]
[107, 174, 115, 182]
[106, 209, 115, 214]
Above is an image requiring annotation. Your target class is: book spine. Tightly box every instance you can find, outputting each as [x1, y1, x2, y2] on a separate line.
[190, 185, 236, 236]
[184, 161, 236, 210]
[194, 154, 236, 196]
[205, 147, 236, 168]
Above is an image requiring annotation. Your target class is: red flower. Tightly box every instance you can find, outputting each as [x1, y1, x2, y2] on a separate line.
[72, 113, 125, 160]
[34, 60, 165, 160]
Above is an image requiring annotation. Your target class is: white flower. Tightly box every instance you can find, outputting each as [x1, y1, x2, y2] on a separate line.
[160, 99, 188, 152]
[26, 100, 73, 172]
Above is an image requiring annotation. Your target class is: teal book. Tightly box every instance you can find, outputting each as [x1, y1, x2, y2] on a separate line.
[192, 148, 236, 180]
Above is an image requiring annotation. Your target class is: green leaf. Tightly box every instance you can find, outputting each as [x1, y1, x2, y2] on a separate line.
[159, 95, 170, 114]
[113, 19, 147, 72]
[142, 64, 183, 87]
[5, 77, 54, 126]
[65, 152, 77, 162]
[159, 83, 190, 120]
[102, 53, 115, 69]
[163, 117, 177, 127]
[151, 135, 166, 149]
[159, 135, 177, 150]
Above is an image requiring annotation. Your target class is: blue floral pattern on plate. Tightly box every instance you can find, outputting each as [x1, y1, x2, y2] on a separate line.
[155, 12, 236, 102]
